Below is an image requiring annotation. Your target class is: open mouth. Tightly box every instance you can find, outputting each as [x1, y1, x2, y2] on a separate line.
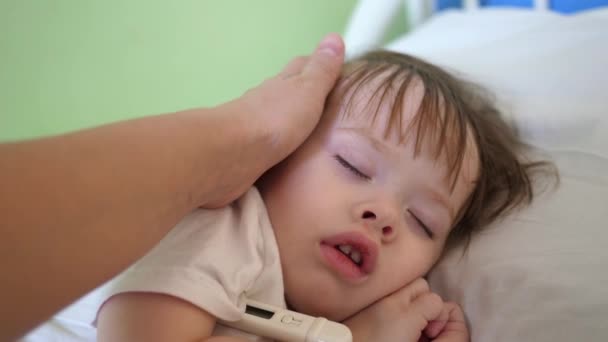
[320, 232, 378, 281]
[335, 244, 363, 266]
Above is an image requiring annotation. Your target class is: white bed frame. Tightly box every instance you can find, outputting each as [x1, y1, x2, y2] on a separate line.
[344, 0, 553, 58]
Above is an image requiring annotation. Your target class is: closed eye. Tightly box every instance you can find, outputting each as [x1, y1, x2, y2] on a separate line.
[334, 155, 370, 180]
[409, 210, 434, 239]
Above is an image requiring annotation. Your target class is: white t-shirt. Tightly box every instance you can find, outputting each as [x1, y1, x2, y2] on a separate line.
[22, 188, 285, 341]
[103, 187, 286, 340]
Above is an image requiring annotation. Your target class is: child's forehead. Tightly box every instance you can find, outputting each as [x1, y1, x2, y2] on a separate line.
[332, 73, 426, 142]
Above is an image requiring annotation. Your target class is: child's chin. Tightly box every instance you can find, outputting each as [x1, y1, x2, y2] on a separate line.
[299, 303, 350, 322]
[285, 294, 348, 322]
[283, 273, 356, 321]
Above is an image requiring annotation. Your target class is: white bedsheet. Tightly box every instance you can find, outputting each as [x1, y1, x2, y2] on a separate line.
[21, 284, 111, 341]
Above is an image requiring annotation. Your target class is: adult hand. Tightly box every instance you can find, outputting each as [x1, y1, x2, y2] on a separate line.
[206, 33, 345, 207]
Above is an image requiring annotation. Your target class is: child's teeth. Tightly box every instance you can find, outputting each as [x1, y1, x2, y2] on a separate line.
[338, 244, 352, 254]
[350, 250, 362, 264]
[336, 244, 362, 265]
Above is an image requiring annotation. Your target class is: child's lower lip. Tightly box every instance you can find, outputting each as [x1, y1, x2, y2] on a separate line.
[319, 243, 366, 282]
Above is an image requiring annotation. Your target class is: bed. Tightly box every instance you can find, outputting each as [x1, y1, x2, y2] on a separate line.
[345, 0, 608, 341]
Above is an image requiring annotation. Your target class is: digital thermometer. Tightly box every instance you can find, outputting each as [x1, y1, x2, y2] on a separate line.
[219, 299, 352, 342]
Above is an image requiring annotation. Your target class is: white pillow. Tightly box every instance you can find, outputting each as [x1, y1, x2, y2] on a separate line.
[430, 150, 608, 341]
[384, 8, 608, 341]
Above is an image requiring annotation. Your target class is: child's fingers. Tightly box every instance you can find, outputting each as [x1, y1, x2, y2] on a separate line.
[406, 292, 444, 332]
[418, 335, 431, 342]
[380, 277, 430, 312]
[424, 305, 450, 338]
[433, 302, 470, 342]
[444, 302, 466, 322]
[424, 320, 447, 339]
[405, 278, 431, 302]
[386, 277, 430, 305]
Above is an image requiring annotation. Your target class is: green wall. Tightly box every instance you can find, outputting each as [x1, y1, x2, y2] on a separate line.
[1, 1, 407, 141]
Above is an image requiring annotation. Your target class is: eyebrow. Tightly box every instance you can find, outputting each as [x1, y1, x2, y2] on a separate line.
[340, 127, 456, 222]
[339, 127, 391, 155]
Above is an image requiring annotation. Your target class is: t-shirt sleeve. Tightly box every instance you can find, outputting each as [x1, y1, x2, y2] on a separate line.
[98, 198, 267, 322]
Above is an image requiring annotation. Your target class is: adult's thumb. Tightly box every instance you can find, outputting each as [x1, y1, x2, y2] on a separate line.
[302, 33, 345, 95]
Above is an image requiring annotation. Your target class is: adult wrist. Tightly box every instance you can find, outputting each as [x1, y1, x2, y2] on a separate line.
[191, 101, 279, 207]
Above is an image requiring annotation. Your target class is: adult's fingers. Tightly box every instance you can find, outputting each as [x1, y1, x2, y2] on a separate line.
[280, 56, 308, 79]
[300, 33, 344, 96]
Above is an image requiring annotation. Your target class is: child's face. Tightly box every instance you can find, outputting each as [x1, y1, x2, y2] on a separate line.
[258, 80, 479, 321]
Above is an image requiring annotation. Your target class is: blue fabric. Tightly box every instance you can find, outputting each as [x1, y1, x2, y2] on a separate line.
[435, 0, 608, 13]
[480, 0, 533, 7]
[436, 0, 462, 11]
[550, 0, 608, 13]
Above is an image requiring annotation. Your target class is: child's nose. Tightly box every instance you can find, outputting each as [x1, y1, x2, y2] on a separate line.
[360, 208, 398, 243]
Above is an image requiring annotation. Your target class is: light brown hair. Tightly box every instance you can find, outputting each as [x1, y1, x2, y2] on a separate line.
[336, 50, 553, 250]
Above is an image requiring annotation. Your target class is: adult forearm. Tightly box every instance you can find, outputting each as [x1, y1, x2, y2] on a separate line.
[0, 106, 272, 339]
[204, 337, 251, 342]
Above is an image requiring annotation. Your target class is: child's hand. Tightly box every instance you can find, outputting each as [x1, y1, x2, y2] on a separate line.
[343, 278, 469, 342]
[422, 302, 469, 342]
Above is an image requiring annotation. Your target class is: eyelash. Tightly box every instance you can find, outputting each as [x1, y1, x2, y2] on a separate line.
[334, 155, 370, 180]
[335, 155, 434, 239]
[409, 210, 434, 239]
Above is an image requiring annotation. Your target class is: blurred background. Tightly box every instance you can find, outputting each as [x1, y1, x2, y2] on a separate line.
[0, 0, 407, 141]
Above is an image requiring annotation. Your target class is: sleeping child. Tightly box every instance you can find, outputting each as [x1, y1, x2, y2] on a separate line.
[95, 50, 547, 342]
